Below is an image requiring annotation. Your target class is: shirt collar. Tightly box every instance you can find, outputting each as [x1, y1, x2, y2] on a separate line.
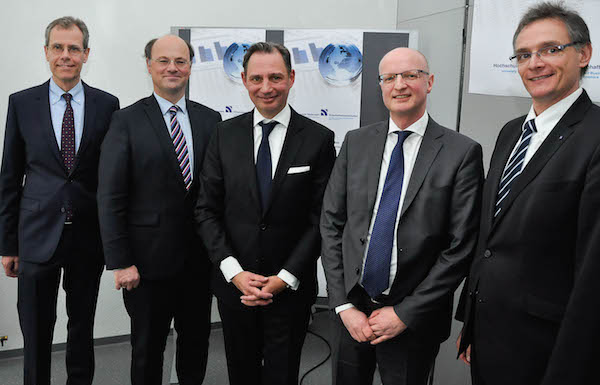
[49, 78, 84, 106]
[388, 110, 429, 137]
[523, 87, 583, 134]
[253, 104, 291, 128]
[153, 92, 188, 116]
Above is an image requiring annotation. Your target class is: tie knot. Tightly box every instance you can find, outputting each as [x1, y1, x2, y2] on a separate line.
[259, 121, 278, 137]
[395, 130, 412, 145]
[524, 119, 537, 134]
[168, 105, 179, 115]
[63, 93, 72, 103]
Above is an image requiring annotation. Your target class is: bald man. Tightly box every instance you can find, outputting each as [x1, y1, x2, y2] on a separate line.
[97, 35, 221, 385]
[320, 48, 484, 385]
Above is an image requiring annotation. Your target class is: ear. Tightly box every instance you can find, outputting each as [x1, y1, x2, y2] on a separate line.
[578, 43, 592, 68]
[44, 45, 49, 62]
[288, 69, 295, 87]
[241, 71, 248, 88]
[426, 73, 434, 94]
[146, 59, 152, 74]
[82, 48, 90, 63]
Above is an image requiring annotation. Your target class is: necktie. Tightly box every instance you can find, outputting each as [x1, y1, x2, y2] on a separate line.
[494, 119, 537, 217]
[169, 106, 192, 190]
[256, 121, 278, 211]
[61, 93, 75, 172]
[61, 93, 75, 222]
[362, 130, 412, 298]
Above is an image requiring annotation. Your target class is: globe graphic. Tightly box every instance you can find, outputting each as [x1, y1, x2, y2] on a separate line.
[318, 44, 363, 86]
[223, 42, 251, 83]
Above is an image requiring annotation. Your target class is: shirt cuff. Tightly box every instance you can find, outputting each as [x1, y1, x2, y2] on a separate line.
[220, 257, 244, 282]
[277, 269, 300, 291]
[335, 303, 355, 314]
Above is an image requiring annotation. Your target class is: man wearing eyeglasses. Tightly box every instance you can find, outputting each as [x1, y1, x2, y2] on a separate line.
[320, 47, 483, 385]
[97, 35, 221, 385]
[456, 3, 598, 385]
[0, 16, 119, 385]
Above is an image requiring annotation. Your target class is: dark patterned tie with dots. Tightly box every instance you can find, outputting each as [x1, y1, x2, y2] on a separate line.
[61, 93, 75, 221]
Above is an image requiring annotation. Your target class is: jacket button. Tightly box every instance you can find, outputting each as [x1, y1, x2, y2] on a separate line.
[398, 248, 403, 252]
[259, 223, 267, 231]
[60, 207, 66, 213]
[355, 268, 360, 275]
[360, 238, 365, 245]
[484, 249, 492, 258]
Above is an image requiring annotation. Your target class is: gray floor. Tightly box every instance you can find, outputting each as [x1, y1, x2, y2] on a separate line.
[0, 310, 382, 385]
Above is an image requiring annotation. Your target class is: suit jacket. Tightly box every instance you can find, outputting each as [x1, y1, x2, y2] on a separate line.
[98, 95, 221, 279]
[0, 80, 119, 262]
[320, 117, 483, 344]
[194, 108, 336, 309]
[458, 91, 600, 385]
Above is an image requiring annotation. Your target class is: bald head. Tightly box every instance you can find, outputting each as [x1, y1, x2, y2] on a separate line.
[378, 48, 429, 75]
[144, 34, 194, 62]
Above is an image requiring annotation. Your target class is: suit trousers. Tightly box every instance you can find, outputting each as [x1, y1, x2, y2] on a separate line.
[217, 298, 312, 385]
[123, 257, 212, 385]
[332, 286, 439, 385]
[17, 225, 104, 385]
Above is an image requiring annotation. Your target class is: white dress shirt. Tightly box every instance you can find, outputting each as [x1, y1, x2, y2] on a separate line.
[49, 78, 85, 152]
[219, 104, 299, 290]
[509, 87, 583, 169]
[153, 93, 194, 175]
[336, 112, 429, 314]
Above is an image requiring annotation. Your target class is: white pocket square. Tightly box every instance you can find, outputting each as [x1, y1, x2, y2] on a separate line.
[288, 166, 310, 174]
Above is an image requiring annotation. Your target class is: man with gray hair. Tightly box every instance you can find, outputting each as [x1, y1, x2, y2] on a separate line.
[0, 16, 119, 385]
[457, 2, 598, 385]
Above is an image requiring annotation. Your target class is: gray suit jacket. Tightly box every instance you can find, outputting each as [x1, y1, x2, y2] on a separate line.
[320, 116, 483, 343]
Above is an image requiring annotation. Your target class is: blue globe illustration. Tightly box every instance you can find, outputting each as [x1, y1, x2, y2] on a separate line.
[223, 42, 251, 83]
[318, 44, 363, 86]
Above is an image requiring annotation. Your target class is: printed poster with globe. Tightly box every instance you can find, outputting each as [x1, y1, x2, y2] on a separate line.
[285, 30, 363, 151]
[189, 28, 266, 119]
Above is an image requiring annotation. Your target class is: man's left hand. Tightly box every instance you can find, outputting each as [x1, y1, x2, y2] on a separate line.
[240, 276, 287, 306]
[367, 306, 407, 345]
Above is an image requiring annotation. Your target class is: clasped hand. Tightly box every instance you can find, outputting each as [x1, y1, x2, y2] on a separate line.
[340, 306, 407, 345]
[232, 271, 287, 306]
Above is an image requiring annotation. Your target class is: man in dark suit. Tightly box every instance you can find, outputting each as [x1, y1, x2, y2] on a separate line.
[194, 42, 336, 385]
[320, 47, 483, 385]
[97, 35, 221, 385]
[0, 16, 119, 385]
[457, 3, 599, 385]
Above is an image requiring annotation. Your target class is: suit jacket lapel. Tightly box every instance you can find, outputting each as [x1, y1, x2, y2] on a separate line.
[72, 82, 96, 174]
[38, 81, 63, 168]
[143, 96, 188, 192]
[367, 122, 389, 215]
[264, 109, 305, 216]
[400, 119, 443, 217]
[187, 101, 205, 188]
[239, 112, 262, 212]
[492, 92, 590, 228]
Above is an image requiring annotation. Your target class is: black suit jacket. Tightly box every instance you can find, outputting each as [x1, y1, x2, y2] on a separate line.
[98, 95, 221, 279]
[459, 91, 600, 385]
[321, 117, 483, 344]
[0, 81, 119, 262]
[195, 108, 336, 309]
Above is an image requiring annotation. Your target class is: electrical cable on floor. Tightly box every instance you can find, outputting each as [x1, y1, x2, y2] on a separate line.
[299, 311, 332, 385]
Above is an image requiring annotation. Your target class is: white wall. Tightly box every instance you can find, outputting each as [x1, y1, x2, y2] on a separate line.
[0, 0, 399, 352]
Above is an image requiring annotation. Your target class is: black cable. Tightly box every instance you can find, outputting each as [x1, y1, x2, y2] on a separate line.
[299, 312, 332, 385]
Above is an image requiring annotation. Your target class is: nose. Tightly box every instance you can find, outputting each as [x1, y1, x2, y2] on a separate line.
[528, 52, 545, 68]
[260, 79, 273, 93]
[393, 76, 408, 89]
[166, 59, 179, 71]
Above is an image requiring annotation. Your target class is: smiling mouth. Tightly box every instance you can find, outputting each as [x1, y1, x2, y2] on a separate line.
[530, 74, 554, 81]
[393, 95, 410, 99]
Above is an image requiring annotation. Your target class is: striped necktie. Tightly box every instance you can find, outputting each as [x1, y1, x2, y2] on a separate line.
[168, 105, 192, 190]
[495, 119, 537, 217]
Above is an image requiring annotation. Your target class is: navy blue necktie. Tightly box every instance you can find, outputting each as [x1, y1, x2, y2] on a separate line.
[362, 130, 412, 298]
[256, 121, 277, 211]
[494, 119, 537, 217]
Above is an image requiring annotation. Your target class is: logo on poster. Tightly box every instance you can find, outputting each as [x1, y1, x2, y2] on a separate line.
[223, 43, 252, 84]
[318, 44, 363, 86]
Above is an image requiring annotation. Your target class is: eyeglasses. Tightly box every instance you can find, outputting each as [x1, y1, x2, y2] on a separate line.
[509, 42, 582, 65]
[151, 58, 191, 70]
[47, 43, 85, 56]
[378, 70, 430, 85]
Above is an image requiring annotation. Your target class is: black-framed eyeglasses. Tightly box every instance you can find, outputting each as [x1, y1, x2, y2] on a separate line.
[378, 70, 430, 85]
[509, 41, 582, 64]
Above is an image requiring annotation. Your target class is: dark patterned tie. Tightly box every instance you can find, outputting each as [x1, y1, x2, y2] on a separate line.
[362, 130, 412, 298]
[494, 119, 537, 217]
[169, 105, 192, 190]
[61, 93, 75, 222]
[256, 121, 278, 211]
